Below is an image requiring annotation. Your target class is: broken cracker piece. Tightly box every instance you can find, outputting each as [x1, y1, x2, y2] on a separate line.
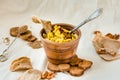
[105, 33, 119, 40]
[32, 16, 41, 24]
[10, 56, 32, 72]
[99, 53, 120, 61]
[92, 31, 120, 61]
[41, 71, 55, 79]
[31, 16, 53, 33]
[18, 69, 42, 80]
[40, 19, 53, 33]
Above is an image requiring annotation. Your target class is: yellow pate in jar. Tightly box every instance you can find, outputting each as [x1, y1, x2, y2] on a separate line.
[43, 25, 78, 43]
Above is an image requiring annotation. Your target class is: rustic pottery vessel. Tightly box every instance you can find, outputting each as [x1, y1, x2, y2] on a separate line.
[40, 23, 81, 64]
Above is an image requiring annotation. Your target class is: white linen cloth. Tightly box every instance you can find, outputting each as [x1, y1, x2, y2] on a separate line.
[0, 0, 120, 80]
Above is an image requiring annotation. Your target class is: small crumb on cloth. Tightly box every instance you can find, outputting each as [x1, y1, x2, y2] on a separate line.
[3, 37, 10, 45]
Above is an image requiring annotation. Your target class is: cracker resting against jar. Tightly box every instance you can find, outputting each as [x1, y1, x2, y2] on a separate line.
[32, 16, 78, 43]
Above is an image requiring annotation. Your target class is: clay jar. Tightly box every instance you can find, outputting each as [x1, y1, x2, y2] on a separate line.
[40, 23, 81, 64]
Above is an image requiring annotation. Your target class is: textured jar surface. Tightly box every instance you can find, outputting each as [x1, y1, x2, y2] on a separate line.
[40, 23, 81, 64]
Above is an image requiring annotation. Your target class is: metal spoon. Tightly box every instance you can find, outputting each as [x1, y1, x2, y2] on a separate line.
[0, 37, 17, 62]
[70, 8, 103, 33]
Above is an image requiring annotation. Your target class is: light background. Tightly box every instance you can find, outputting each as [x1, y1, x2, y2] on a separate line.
[0, 0, 120, 80]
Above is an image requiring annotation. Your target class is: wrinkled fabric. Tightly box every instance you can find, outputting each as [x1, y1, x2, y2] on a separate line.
[0, 0, 120, 80]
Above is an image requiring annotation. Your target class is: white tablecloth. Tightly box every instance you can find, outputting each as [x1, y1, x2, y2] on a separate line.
[0, 0, 120, 80]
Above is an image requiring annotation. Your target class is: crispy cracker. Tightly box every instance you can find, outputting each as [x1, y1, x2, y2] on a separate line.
[32, 16, 41, 24]
[78, 60, 93, 70]
[69, 67, 84, 76]
[18, 69, 41, 80]
[41, 71, 55, 79]
[27, 35, 37, 42]
[19, 30, 32, 40]
[10, 27, 19, 37]
[69, 55, 83, 66]
[40, 19, 52, 33]
[31, 16, 53, 33]
[10, 57, 32, 72]
[19, 25, 28, 34]
[58, 64, 70, 72]
[47, 62, 60, 72]
[92, 31, 120, 61]
[28, 40, 42, 49]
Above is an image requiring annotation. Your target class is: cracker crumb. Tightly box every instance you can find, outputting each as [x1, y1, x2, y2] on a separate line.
[93, 31, 101, 34]
[3, 37, 10, 45]
[105, 33, 119, 40]
[41, 71, 55, 79]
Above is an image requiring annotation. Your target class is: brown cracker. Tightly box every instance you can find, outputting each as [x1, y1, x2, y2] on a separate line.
[10, 57, 32, 72]
[28, 40, 42, 49]
[78, 60, 93, 70]
[26, 35, 37, 42]
[18, 69, 42, 80]
[10, 27, 19, 37]
[58, 64, 70, 72]
[19, 30, 32, 40]
[47, 62, 60, 72]
[69, 67, 84, 76]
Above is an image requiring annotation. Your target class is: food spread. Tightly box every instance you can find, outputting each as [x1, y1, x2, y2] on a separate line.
[43, 25, 78, 43]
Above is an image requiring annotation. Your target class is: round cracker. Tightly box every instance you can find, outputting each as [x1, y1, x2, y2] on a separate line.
[69, 67, 84, 76]
[78, 60, 93, 70]
[58, 64, 70, 72]
[27, 35, 37, 42]
[70, 55, 82, 66]
[10, 57, 32, 71]
[19, 30, 32, 40]
[10, 27, 19, 37]
[47, 63, 60, 72]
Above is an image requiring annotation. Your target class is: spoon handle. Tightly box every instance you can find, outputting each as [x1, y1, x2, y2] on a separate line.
[70, 19, 89, 33]
[70, 8, 103, 33]
[0, 37, 17, 62]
